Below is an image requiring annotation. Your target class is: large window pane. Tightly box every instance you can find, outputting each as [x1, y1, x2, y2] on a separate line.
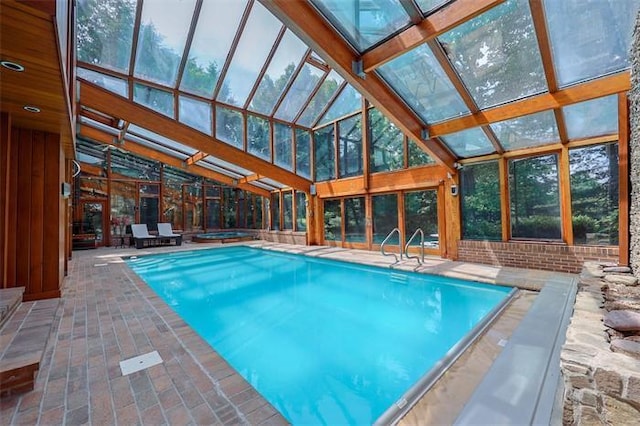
[275, 64, 324, 122]
[509, 154, 561, 239]
[490, 110, 559, 151]
[77, 68, 128, 97]
[439, 0, 547, 109]
[247, 115, 271, 160]
[323, 199, 341, 241]
[317, 85, 362, 127]
[314, 125, 336, 181]
[344, 197, 365, 243]
[408, 139, 436, 168]
[544, 0, 640, 87]
[570, 144, 619, 245]
[338, 114, 363, 178]
[460, 162, 501, 240]
[297, 70, 344, 127]
[441, 127, 495, 158]
[183, 184, 203, 231]
[372, 194, 398, 244]
[179, 96, 212, 135]
[369, 108, 404, 173]
[274, 123, 293, 170]
[216, 107, 243, 148]
[295, 192, 307, 232]
[110, 181, 136, 236]
[271, 193, 280, 231]
[134, 83, 174, 117]
[404, 190, 439, 248]
[162, 167, 188, 230]
[283, 191, 293, 230]
[206, 199, 221, 229]
[563, 95, 618, 141]
[296, 129, 312, 179]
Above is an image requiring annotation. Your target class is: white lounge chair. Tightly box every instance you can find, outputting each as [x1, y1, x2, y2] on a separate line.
[131, 224, 159, 249]
[157, 223, 182, 246]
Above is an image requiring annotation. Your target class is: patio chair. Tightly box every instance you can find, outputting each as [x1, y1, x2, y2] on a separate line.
[157, 223, 182, 246]
[131, 224, 159, 249]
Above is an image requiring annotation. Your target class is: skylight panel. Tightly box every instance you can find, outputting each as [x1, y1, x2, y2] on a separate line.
[415, 0, 451, 15]
[215, 107, 243, 148]
[247, 115, 271, 160]
[125, 133, 191, 160]
[249, 30, 308, 115]
[258, 177, 286, 189]
[274, 64, 324, 122]
[217, 2, 283, 108]
[563, 95, 618, 140]
[316, 85, 362, 127]
[180, 0, 248, 97]
[199, 159, 246, 179]
[133, 83, 174, 117]
[77, 68, 128, 97]
[310, 0, 412, 51]
[203, 156, 253, 176]
[133, 0, 197, 86]
[438, 0, 547, 109]
[179, 96, 212, 135]
[543, 0, 639, 87]
[490, 110, 559, 151]
[297, 70, 344, 127]
[377, 44, 469, 124]
[440, 127, 495, 158]
[127, 124, 197, 155]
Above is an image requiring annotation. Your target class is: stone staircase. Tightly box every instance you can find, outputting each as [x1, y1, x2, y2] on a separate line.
[0, 288, 59, 398]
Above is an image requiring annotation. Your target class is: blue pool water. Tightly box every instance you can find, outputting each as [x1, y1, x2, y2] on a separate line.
[127, 247, 511, 425]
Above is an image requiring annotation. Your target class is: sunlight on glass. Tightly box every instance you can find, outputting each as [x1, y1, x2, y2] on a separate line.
[216, 107, 243, 148]
[415, 0, 451, 14]
[441, 127, 495, 158]
[369, 108, 404, 173]
[275, 64, 324, 122]
[274, 123, 293, 170]
[296, 129, 312, 179]
[317, 85, 362, 127]
[563, 95, 618, 140]
[133, 83, 174, 117]
[408, 139, 436, 167]
[247, 115, 271, 160]
[297, 70, 344, 127]
[179, 96, 212, 135]
[77, 68, 128, 97]
[315, 125, 336, 181]
[490, 110, 559, 151]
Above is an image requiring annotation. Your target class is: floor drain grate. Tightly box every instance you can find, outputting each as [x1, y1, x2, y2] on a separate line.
[119, 350, 163, 375]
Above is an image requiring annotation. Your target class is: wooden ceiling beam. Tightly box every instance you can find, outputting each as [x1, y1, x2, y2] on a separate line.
[260, 0, 456, 172]
[428, 72, 630, 137]
[240, 174, 263, 184]
[185, 151, 208, 165]
[79, 80, 311, 191]
[361, 0, 505, 72]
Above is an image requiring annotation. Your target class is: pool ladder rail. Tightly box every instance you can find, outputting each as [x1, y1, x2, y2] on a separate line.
[380, 228, 425, 266]
[380, 228, 402, 264]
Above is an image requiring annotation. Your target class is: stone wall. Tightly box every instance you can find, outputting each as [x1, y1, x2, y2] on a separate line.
[256, 230, 307, 245]
[457, 240, 618, 273]
[631, 12, 640, 277]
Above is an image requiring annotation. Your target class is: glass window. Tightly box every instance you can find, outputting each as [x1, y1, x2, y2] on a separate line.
[415, 0, 450, 14]
[295, 191, 307, 231]
[223, 188, 237, 228]
[247, 115, 271, 160]
[490, 110, 559, 151]
[408, 139, 436, 167]
[338, 114, 363, 178]
[404, 190, 439, 248]
[179, 96, 212, 135]
[111, 181, 137, 235]
[283, 191, 293, 230]
[206, 199, 221, 229]
[271, 193, 280, 230]
[570, 144, 619, 245]
[369, 108, 404, 173]
[249, 30, 308, 115]
[378, 44, 469, 124]
[134, 0, 197, 86]
[509, 154, 561, 239]
[441, 127, 495, 158]
[215, 107, 243, 148]
[323, 199, 341, 241]
[372, 194, 398, 244]
[296, 129, 312, 179]
[183, 184, 203, 232]
[439, 0, 547, 109]
[77, 68, 128, 97]
[217, 2, 283, 107]
[162, 167, 185, 229]
[274, 64, 324, 122]
[180, 0, 248, 97]
[344, 197, 366, 243]
[317, 85, 362, 127]
[544, 0, 640, 87]
[256, 195, 264, 229]
[274, 123, 293, 170]
[314, 125, 336, 181]
[563, 95, 619, 141]
[133, 83, 174, 117]
[297, 70, 344, 127]
[460, 162, 501, 240]
[77, 0, 136, 73]
[237, 191, 247, 228]
[309, 0, 412, 51]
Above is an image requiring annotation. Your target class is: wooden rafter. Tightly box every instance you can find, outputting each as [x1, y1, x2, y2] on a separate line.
[174, 0, 203, 91]
[259, 0, 456, 171]
[361, 0, 506, 72]
[185, 151, 208, 165]
[79, 80, 312, 191]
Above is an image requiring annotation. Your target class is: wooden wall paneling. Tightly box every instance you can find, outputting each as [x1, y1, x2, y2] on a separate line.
[618, 93, 630, 266]
[444, 178, 460, 259]
[16, 129, 32, 294]
[0, 113, 9, 287]
[57, 139, 65, 291]
[29, 131, 45, 295]
[42, 131, 61, 299]
[438, 184, 448, 258]
[559, 146, 574, 245]
[5, 125, 18, 286]
[499, 157, 510, 241]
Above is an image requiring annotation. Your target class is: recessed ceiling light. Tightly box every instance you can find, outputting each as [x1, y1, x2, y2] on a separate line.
[1, 60, 25, 72]
[23, 105, 41, 113]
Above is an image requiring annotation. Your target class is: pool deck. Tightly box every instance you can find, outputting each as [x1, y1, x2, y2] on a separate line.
[0, 241, 576, 425]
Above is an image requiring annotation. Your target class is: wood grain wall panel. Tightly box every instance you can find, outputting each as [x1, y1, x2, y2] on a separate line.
[29, 131, 45, 295]
[43, 133, 61, 296]
[0, 113, 8, 287]
[15, 129, 32, 293]
[5, 126, 19, 286]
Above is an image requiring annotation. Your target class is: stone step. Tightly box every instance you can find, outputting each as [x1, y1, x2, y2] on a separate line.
[0, 287, 25, 331]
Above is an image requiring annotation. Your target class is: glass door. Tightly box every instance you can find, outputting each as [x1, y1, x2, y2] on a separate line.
[80, 201, 107, 246]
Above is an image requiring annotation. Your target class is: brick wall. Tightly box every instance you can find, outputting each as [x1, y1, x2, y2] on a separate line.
[458, 240, 619, 273]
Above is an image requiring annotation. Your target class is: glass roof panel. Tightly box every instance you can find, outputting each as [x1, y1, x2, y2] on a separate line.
[251, 180, 276, 191]
[438, 0, 547, 109]
[215, 107, 243, 148]
[133, 0, 197, 86]
[179, 96, 212, 135]
[563, 95, 618, 140]
[415, 0, 451, 14]
[78, 115, 119, 136]
[377, 44, 469, 123]
[440, 127, 495, 158]
[249, 30, 308, 115]
[309, 0, 412, 51]
[274, 64, 324, 122]
[77, 0, 136, 73]
[180, 0, 248, 97]
[258, 177, 285, 189]
[317, 84, 362, 127]
[125, 133, 190, 160]
[247, 115, 271, 160]
[490, 110, 559, 150]
[203, 156, 253, 175]
[543, 0, 640, 87]
[217, 2, 283, 107]
[77, 68, 128, 97]
[133, 83, 174, 117]
[199, 160, 246, 179]
[127, 124, 198, 155]
[297, 70, 344, 127]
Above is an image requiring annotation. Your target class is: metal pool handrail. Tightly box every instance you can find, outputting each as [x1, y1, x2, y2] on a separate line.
[404, 228, 424, 265]
[380, 228, 402, 263]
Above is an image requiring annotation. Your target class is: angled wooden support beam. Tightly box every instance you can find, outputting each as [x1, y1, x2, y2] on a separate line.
[185, 151, 208, 166]
[79, 81, 311, 192]
[260, 0, 456, 172]
[239, 174, 263, 184]
[362, 0, 505, 72]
